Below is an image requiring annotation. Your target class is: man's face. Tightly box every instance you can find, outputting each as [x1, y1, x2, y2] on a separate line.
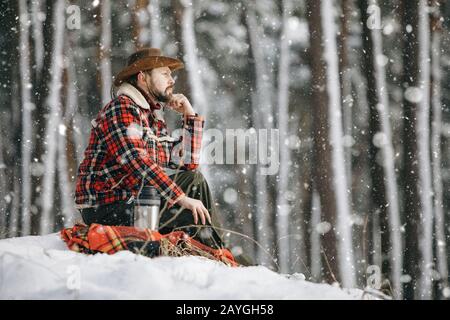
[141, 67, 175, 103]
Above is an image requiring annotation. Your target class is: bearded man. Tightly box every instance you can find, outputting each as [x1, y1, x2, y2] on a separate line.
[74, 48, 224, 249]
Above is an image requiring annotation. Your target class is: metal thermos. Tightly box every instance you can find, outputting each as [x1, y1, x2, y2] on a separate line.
[134, 186, 161, 230]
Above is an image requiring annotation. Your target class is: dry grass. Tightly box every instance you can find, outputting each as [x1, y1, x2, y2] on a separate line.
[159, 237, 235, 267]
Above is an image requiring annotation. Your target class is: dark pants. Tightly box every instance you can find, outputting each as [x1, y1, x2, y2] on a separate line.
[80, 170, 225, 249]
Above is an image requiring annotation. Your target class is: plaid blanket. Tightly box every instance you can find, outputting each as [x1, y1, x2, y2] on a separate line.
[61, 224, 238, 267]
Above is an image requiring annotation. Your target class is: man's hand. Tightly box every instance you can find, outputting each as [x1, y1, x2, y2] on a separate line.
[166, 94, 195, 116]
[176, 195, 211, 225]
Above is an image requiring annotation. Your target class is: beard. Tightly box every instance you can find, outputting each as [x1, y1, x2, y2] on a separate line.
[151, 86, 173, 103]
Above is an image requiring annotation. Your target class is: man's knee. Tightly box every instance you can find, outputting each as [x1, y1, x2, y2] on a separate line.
[176, 170, 207, 185]
[192, 170, 207, 185]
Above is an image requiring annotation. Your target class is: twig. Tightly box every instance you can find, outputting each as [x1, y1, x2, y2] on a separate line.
[275, 233, 312, 279]
[320, 245, 339, 285]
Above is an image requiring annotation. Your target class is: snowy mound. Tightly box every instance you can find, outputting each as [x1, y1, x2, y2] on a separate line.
[0, 233, 368, 299]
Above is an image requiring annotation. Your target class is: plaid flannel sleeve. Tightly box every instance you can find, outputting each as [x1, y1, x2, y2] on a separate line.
[102, 101, 185, 207]
[168, 114, 205, 171]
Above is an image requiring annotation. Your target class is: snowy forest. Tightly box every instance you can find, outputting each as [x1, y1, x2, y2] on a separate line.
[0, 0, 449, 300]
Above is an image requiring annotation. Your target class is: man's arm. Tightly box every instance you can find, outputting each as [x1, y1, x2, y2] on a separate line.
[166, 94, 204, 170]
[167, 114, 204, 170]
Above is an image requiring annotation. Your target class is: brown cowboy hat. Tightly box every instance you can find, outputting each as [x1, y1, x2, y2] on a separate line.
[113, 47, 184, 86]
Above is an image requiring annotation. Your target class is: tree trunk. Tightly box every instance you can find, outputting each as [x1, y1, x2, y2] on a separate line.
[172, 0, 192, 99]
[149, 0, 163, 48]
[307, 0, 355, 287]
[181, 1, 208, 116]
[244, 0, 274, 268]
[236, 165, 257, 263]
[32, 0, 55, 235]
[401, 0, 419, 300]
[310, 189, 323, 281]
[39, 0, 66, 235]
[0, 131, 7, 238]
[99, 0, 112, 106]
[0, 1, 18, 238]
[31, 0, 45, 80]
[307, 0, 338, 283]
[416, 0, 433, 300]
[18, 0, 33, 236]
[358, 0, 384, 272]
[57, 44, 79, 228]
[338, 0, 353, 194]
[8, 79, 22, 238]
[359, 0, 403, 298]
[349, 67, 371, 285]
[65, 18, 81, 192]
[132, 0, 150, 49]
[430, 0, 448, 298]
[276, 0, 292, 274]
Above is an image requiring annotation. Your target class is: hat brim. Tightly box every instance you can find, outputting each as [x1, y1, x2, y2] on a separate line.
[113, 56, 184, 87]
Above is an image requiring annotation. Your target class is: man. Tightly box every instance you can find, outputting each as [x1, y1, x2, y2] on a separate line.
[75, 48, 223, 249]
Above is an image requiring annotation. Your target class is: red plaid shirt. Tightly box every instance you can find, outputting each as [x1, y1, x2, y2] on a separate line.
[75, 88, 204, 209]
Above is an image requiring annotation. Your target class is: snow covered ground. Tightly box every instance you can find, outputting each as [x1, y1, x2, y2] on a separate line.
[0, 233, 373, 300]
